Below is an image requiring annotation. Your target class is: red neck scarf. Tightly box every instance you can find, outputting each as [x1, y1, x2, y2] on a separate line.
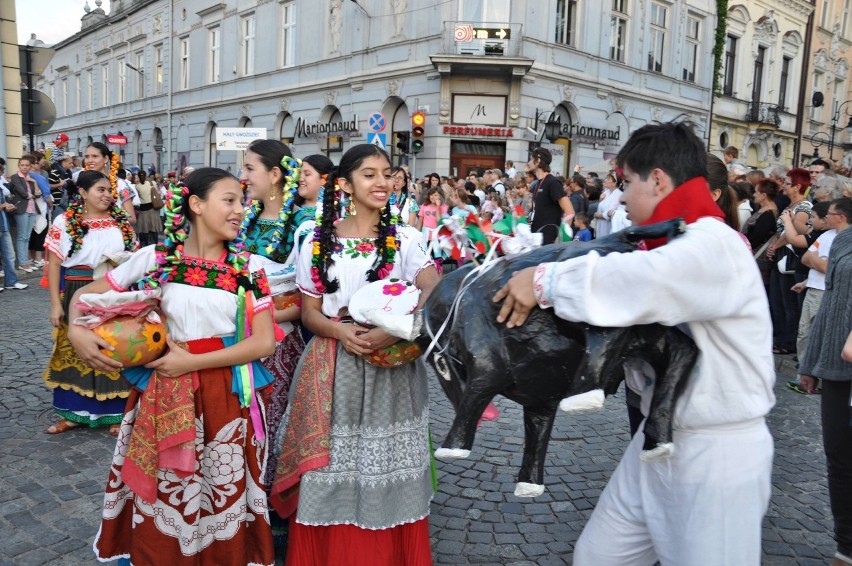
[640, 176, 725, 250]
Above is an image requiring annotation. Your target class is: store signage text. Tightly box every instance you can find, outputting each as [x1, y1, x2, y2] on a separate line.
[443, 126, 514, 137]
[295, 115, 359, 138]
[560, 123, 621, 142]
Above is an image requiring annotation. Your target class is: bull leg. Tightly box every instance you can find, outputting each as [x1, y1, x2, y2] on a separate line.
[515, 404, 558, 497]
[435, 374, 504, 460]
[640, 328, 699, 462]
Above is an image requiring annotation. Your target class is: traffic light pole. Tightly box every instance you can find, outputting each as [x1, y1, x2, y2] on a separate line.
[23, 45, 35, 151]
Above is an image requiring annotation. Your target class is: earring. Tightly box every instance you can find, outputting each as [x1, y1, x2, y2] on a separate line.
[349, 199, 357, 217]
[269, 187, 276, 201]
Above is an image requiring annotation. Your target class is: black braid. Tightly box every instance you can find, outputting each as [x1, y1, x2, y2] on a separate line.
[317, 172, 339, 293]
[366, 204, 391, 282]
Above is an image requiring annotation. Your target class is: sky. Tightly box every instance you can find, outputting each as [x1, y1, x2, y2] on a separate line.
[15, 1, 111, 45]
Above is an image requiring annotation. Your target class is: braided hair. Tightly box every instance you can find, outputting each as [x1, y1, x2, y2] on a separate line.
[240, 140, 302, 262]
[131, 168, 247, 290]
[310, 144, 399, 294]
[66, 170, 135, 258]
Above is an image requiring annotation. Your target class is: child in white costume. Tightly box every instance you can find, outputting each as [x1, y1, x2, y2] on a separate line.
[494, 122, 775, 565]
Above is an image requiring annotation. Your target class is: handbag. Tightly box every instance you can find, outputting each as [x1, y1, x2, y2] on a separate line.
[776, 244, 800, 275]
[150, 185, 165, 210]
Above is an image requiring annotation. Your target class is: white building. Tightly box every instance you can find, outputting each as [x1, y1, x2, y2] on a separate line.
[36, 0, 717, 179]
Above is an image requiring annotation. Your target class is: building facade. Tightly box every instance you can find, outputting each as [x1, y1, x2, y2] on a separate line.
[36, 0, 717, 179]
[0, 0, 23, 166]
[709, 0, 814, 170]
[799, 0, 852, 169]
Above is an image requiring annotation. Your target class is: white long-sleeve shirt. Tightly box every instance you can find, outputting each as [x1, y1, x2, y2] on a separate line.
[534, 217, 775, 430]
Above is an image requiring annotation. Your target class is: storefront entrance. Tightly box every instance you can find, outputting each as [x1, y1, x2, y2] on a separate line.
[450, 140, 506, 179]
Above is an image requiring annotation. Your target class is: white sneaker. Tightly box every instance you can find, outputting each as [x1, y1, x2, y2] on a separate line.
[5, 283, 28, 290]
[33, 259, 44, 267]
[20, 265, 34, 273]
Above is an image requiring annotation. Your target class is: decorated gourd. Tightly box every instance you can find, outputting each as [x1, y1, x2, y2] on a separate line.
[92, 314, 168, 367]
[349, 278, 422, 368]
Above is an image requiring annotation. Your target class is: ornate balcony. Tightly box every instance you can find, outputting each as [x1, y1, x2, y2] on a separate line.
[745, 102, 781, 127]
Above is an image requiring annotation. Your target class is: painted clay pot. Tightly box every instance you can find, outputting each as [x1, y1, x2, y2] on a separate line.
[273, 291, 301, 310]
[92, 314, 168, 367]
[364, 340, 422, 368]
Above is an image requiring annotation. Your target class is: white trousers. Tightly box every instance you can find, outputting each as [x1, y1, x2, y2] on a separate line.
[574, 418, 773, 566]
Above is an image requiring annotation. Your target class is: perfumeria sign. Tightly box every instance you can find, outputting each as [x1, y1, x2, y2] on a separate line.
[295, 115, 359, 138]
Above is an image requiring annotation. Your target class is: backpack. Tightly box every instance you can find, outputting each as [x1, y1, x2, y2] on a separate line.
[150, 185, 165, 210]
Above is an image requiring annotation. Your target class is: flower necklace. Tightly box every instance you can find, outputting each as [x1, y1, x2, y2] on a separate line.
[241, 155, 301, 262]
[72, 153, 133, 255]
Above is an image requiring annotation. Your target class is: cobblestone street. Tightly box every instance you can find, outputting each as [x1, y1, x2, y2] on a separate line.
[0, 281, 834, 565]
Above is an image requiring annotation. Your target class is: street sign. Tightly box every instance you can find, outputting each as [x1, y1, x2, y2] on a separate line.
[367, 132, 387, 150]
[106, 133, 128, 145]
[453, 24, 511, 42]
[215, 127, 267, 150]
[20, 89, 55, 136]
[368, 112, 386, 133]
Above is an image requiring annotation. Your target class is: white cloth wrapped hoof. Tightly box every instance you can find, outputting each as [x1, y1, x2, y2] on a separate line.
[434, 447, 471, 459]
[639, 442, 674, 462]
[559, 389, 605, 413]
[514, 482, 545, 497]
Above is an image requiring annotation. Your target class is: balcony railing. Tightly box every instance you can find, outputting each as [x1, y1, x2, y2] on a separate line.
[746, 102, 781, 127]
[441, 21, 524, 57]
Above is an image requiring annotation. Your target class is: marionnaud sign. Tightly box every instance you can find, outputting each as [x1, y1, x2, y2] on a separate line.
[215, 127, 267, 150]
[295, 115, 360, 139]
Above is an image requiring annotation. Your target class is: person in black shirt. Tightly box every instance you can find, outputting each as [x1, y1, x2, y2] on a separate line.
[48, 154, 75, 219]
[528, 147, 574, 244]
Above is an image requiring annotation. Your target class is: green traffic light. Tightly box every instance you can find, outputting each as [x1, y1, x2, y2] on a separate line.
[411, 140, 424, 153]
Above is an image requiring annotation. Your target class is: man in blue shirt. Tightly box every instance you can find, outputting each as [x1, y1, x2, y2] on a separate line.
[0, 159, 28, 290]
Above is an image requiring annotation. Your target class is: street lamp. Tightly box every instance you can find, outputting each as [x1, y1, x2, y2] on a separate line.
[827, 100, 852, 161]
[809, 131, 830, 158]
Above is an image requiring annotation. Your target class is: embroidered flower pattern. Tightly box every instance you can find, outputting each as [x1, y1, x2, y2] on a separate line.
[215, 271, 237, 293]
[253, 271, 271, 296]
[343, 238, 376, 258]
[382, 281, 407, 296]
[184, 266, 209, 286]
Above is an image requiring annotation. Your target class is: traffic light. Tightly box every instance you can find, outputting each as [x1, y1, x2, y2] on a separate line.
[396, 131, 410, 153]
[411, 112, 426, 154]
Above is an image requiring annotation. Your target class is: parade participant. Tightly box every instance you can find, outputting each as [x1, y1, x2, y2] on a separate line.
[494, 121, 775, 565]
[390, 166, 419, 225]
[69, 168, 277, 565]
[83, 142, 136, 225]
[239, 139, 306, 550]
[296, 154, 333, 229]
[271, 144, 439, 566]
[42, 170, 136, 435]
[418, 186, 449, 260]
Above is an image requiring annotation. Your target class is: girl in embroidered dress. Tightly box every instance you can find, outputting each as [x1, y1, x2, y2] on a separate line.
[239, 140, 308, 551]
[271, 144, 439, 565]
[42, 170, 137, 435]
[390, 166, 419, 226]
[68, 168, 278, 565]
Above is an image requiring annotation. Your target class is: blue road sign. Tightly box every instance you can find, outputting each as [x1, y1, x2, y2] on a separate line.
[367, 132, 387, 150]
[368, 112, 386, 133]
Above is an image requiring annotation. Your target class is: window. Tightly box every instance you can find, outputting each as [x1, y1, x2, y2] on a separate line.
[752, 46, 765, 106]
[779, 56, 791, 110]
[75, 75, 81, 113]
[87, 69, 93, 110]
[683, 15, 699, 82]
[101, 64, 109, 106]
[118, 58, 126, 103]
[154, 45, 163, 94]
[179, 38, 190, 90]
[555, 0, 577, 46]
[281, 2, 296, 67]
[610, 0, 628, 63]
[648, 3, 667, 73]
[135, 51, 144, 98]
[241, 15, 256, 75]
[723, 34, 737, 96]
[821, 0, 831, 29]
[209, 27, 221, 83]
[49, 82, 55, 108]
[844, 0, 851, 36]
[61, 79, 67, 116]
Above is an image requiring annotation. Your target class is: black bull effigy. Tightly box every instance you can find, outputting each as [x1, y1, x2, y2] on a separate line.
[414, 218, 699, 497]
